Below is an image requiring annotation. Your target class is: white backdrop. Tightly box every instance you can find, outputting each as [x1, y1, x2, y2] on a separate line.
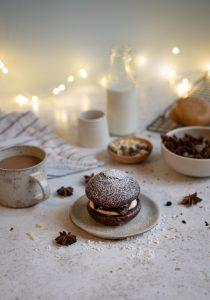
[0, 0, 210, 95]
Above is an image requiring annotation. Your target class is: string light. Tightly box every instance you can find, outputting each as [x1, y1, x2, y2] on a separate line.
[176, 78, 191, 97]
[2, 67, 8, 74]
[53, 84, 65, 95]
[138, 56, 146, 65]
[15, 94, 39, 112]
[125, 64, 132, 74]
[31, 96, 39, 113]
[67, 75, 74, 83]
[0, 59, 9, 74]
[182, 78, 189, 84]
[99, 76, 107, 87]
[53, 88, 60, 95]
[79, 68, 88, 79]
[58, 84, 65, 91]
[0, 60, 4, 69]
[172, 47, 180, 55]
[3, 47, 208, 101]
[15, 95, 29, 105]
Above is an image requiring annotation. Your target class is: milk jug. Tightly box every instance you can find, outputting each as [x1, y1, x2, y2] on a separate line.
[106, 45, 138, 136]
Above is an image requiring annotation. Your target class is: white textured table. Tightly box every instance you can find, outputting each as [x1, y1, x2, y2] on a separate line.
[0, 82, 210, 300]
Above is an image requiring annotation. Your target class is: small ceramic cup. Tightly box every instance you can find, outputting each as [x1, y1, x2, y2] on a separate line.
[0, 145, 50, 208]
[78, 110, 109, 148]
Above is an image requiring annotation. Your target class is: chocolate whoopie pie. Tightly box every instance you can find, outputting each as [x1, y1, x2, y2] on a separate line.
[85, 169, 141, 226]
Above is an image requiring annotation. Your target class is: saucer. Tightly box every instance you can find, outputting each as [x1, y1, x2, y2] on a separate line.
[70, 194, 160, 240]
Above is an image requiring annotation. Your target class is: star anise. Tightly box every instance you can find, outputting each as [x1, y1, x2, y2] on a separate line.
[161, 134, 210, 159]
[179, 192, 202, 207]
[55, 231, 77, 246]
[84, 173, 95, 184]
[57, 186, 73, 197]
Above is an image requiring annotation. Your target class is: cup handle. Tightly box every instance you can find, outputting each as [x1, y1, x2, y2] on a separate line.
[29, 172, 50, 201]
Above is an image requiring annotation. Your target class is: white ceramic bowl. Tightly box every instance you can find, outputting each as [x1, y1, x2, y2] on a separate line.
[161, 126, 210, 177]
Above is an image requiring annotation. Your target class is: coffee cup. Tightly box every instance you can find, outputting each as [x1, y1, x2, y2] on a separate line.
[78, 110, 109, 148]
[0, 145, 50, 208]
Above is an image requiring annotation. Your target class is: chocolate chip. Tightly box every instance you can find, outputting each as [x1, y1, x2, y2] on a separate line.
[9, 227, 14, 231]
[57, 186, 73, 197]
[205, 221, 209, 226]
[182, 220, 186, 224]
[165, 201, 172, 206]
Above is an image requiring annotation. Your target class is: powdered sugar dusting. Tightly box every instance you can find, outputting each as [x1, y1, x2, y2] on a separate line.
[86, 169, 140, 208]
[79, 214, 166, 263]
[104, 169, 127, 180]
[31, 214, 166, 265]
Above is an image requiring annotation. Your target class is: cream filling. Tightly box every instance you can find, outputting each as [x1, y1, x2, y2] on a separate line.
[89, 199, 138, 216]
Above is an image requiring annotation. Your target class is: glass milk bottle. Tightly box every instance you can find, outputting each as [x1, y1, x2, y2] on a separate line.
[106, 45, 138, 136]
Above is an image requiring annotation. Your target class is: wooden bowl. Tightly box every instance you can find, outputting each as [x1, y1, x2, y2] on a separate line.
[108, 136, 153, 164]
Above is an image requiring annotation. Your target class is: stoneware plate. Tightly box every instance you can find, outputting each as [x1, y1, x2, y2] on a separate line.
[70, 194, 159, 240]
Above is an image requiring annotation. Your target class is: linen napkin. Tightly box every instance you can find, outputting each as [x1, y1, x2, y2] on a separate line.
[0, 111, 104, 178]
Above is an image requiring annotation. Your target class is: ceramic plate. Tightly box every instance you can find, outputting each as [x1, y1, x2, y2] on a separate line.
[70, 194, 160, 240]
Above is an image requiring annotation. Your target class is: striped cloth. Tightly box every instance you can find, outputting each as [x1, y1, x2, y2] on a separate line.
[0, 111, 104, 178]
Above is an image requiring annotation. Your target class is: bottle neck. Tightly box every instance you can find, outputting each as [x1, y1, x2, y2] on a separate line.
[108, 46, 137, 87]
[110, 55, 128, 77]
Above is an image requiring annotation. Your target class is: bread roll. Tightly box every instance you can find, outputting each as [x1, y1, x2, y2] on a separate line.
[169, 97, 210, 126]
[169, 105, 184, 124]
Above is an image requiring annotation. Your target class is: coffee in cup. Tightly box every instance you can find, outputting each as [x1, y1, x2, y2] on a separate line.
[0, 145, 50, 208]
